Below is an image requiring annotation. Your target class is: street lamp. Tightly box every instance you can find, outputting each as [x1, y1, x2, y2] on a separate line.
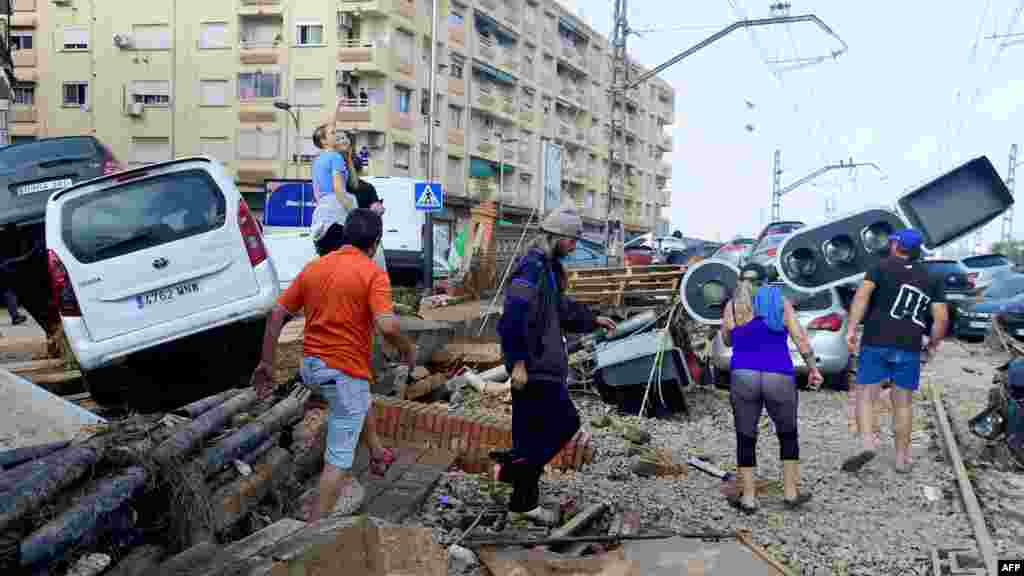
[495, 133, 518, 221]
[274, 101, 300, 177]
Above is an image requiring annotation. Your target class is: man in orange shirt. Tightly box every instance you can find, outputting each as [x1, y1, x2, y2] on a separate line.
[251, 209, 416, 520]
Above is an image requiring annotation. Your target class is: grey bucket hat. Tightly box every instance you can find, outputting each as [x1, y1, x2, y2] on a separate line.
[539, 206, 586, 241]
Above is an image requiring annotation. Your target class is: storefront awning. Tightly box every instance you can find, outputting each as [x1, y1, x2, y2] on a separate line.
[472, 60, 516, 85]
[470, 157, 515, 178]
[474, 12, 516, 44]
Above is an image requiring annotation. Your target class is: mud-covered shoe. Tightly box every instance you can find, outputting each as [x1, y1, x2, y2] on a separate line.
[331, 480, 366, 517]
[508, 506, 559, 526]
[841, 450, 876, 473]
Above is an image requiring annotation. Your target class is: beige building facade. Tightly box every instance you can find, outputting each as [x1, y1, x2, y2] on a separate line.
[5, 0, 674, 235]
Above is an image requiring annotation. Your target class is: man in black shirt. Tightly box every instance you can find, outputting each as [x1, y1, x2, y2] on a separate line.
[843, 229, 948, 474]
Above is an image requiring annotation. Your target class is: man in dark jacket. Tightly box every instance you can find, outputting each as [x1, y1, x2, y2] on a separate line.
[496, 206, 616, 524]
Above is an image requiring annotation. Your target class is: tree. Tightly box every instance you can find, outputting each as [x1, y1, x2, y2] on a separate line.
[989, 240, 1024, 268]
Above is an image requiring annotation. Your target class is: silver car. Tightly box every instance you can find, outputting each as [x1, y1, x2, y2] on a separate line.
[746, 233, 790, 279]
[709, 283, 851, 388]
[959, 253, 1015, 293]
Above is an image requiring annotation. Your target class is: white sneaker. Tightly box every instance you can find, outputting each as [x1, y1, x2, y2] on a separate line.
[331, 479, 366, 517]
[508, 506, 559, 526]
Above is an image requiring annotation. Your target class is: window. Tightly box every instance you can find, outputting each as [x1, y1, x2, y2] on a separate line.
[395, 86, 411, 113]
[200, 138, 233, 164]
[61, 169, 227, 265]
[448, 9, 464, 26]
[200, 80, 229, 106]
[131, 80, 171, 107]
[448, 105, 462, 129]
[62, 82, 88, 107]
[62, 26, 89, 50]
[295, 21, 324, 45]
[393, 29, 414, 64]
[447, 156, 463, 181]
[10, 32, 32, 51]
[294, 78, 323, 106]
[132, 24, 172, 50]
[963, 254, 1011, 269]
[393, 143, 411, 169]
[240, 15, 282, 46]
[238, 71, 281, 100]
[449, 55, 464, 78]
[237, 128, 280, 159]
[13, 86, 34, 106]
[199, 22, 229, 49]
[130, 137, 171, 165]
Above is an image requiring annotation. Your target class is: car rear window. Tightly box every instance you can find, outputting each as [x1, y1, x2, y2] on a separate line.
[762, 222, 803, 238]
[754, 234, 788, 253]
[924, 260, 965, 276]
[777, 285, 834, 311]
[0, 138, 100, 170]
[62, 169, 227, 264]
[962, 254, 1010, 269]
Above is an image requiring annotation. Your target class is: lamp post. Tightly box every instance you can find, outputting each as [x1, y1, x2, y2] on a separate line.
[496, 133, 518, 222]
[274, 101, 300, 178]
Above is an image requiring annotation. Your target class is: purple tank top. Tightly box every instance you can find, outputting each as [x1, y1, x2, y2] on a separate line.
[729, 317, 794, 376]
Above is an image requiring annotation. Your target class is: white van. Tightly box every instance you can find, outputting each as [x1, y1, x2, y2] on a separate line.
[45, 157, 280, 407]
[263, 176, 429, 289]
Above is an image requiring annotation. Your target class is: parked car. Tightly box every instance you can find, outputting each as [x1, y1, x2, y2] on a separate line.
[710, 237, 756, 266]
[46, 157, 279, 408]
[0, 136, 123, 336]
[753, 221, 805, 245]
[955, 273, 1024, 340]
[922, 259, 974, 328]
[624, 235, 657, 266]
[747, 222, 805, 277]
[563, 237, 609, 269]
[709, 283, 851, 389]
[960, 253, 1015, 293]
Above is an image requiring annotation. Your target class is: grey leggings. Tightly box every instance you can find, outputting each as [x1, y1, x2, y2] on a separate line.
[731, 369, 799, 467]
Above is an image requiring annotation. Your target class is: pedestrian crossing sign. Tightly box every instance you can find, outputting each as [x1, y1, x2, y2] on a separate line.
[414, 181, 444, 212]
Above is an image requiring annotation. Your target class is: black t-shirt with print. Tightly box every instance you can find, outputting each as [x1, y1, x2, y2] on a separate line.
[860, 256, 946, 352]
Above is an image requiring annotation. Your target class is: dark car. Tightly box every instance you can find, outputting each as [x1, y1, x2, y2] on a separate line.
[955, 273, 1024, 340]
[0, 136, 122, 334]
[993, 299, 1024, 343]
[922, 259, 975, 329]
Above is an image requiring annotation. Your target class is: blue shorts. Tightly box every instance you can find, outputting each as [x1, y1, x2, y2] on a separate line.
[300, 356, 370, 470]
[856, 345, 922, 391]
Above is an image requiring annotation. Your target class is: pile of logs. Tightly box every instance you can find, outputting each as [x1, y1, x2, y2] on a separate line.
[0, 384, 332, 575]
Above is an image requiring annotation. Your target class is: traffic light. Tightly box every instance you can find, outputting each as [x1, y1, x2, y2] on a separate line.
[775, 209, 907, 293]
[680, 258, 740, 325]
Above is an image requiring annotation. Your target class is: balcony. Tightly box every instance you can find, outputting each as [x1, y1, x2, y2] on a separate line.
[448, 76, 466, 99]
[336, 99, 388, 131]
[339, 0, 414, 18]
[559, 44, 587, 73]
[447, 128, 465, 148]
[448, 177, 467, 198]
[471, 83, 498, 114]
[518, 107, 537, 130]
[239, 42, 282, 64]
[10, 108, 37, 123]
[557, 120, 572, 139]
[238, 105, 277, 123]
[470, 132, 498, 162]
[390, 110, 415, 132]
[519, 61, 534, 82]
[394, 52, 414, 80]
[474, 35, 498, 66]
[658, 161, 671, 178]
[12, 0, 35, 10]
[478, 0, 499, 13]
[337, 39, 390, 75]
[658, 131, 673, 150]
[499, 52, 519, 75]
[469, 177, 496, 201]
[448, 21, 466, 49]
[497, 92, 517, 120]
[12, 49, 35, 67]
[574, 125, 586, 145]
[518, 146, 533, 168]
[239, 17, 283, 63]
[500, 3, 520, 29]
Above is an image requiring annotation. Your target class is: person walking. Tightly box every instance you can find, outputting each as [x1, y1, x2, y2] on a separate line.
[310, 124, 357, 256]
[720, 262, 822, 513]
[495, 205, 616, 525]
[251, 209, 414, 520]
[842, 229, 947, 474]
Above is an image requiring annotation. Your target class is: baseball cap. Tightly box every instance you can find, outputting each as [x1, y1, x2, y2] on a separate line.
[539, 206, 586, 241]
[890, 228, 924, 251]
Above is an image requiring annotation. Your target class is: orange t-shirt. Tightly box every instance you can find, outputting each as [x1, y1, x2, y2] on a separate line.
[278, 246, 394, 380]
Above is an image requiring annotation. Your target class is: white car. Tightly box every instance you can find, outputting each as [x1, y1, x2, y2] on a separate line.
[959, 253, 1015, 293]
[46, 157, 280, 407]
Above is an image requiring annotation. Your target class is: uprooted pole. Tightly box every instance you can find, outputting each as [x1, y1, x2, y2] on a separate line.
[211, 447, 293, 533]
[152, 389, 259, 466]
[0, 441, 71, 470]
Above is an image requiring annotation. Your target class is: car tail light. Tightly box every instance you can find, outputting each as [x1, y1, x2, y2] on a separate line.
[967, 272, 978, 288]
[807, 312, 842, 331]
[238, 199, 267, 266]
[47, 250, 81, 317]
[765, 248, 777, 257]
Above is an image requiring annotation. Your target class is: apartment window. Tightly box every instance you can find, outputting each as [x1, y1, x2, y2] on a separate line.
[237, 128, 280, 160]
[393, 29, 414, 64]
[447, 156, 463, 181]
[199, 80, 229, 106]
[294, 78, 323, 106]
[393, 143, 411, 169]
[200, 138, 233, 164]
[297, 138, 319, 163]
[10, 32, 32, 51]
[295, 21, 324, 46]
[62, 26, 89, 51]
[199, 22, 229, 49]
[394, 86, 411, 113]
[240, 15, 282, 46]
[62, 82, 88, 107]
[448, 9, 464, 26]
[131, 80, 171, 107]
[13, 86, 34, 106]
[448, 105, 462, 129]
[132, 25, 172, 50]
[130, 137, 172, 165]
[238, 71, 281, 100]
[449, 55, 464, 79]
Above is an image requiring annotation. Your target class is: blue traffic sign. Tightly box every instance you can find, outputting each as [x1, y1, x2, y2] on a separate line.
[414, 181, 444, 212]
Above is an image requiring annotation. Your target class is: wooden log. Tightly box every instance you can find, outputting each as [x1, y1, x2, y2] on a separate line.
[105, 545, 166, 576]
[172, 389, 243, 419]
[0, 437, 109, 533]
[19, 467, 148, 567]
[290, 413, 327, 483]
[208, 434, 280, 489]
[152, 390, 258, 466]
[196, 394, 303, 477]
[154, 541, 220, 576]
[212, 447, 293, 533]
[192, 518, 306, 576]
[0, 442, 71, 470]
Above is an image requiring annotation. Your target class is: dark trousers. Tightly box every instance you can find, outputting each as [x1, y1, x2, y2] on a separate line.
[2, 289, 16, 320]
[730, 369, 800, 468]
[498, 460, 544, 512]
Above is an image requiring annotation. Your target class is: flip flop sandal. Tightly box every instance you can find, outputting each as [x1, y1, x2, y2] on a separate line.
[841, 450, 876, 473]
[894, 462, 914, 475]
[727, 496, 758, 515]
[369, 448, 395, 476]
[783, 493, 813, 510]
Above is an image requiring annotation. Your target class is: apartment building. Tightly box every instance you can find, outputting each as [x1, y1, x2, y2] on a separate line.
[5, 0, 674, 239]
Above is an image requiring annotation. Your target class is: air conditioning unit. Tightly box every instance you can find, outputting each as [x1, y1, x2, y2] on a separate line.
[126, 102, 143, 117]
[338, 13, 353, 29]
[113, 34, 134, 49]
[366, 133, 384, 149]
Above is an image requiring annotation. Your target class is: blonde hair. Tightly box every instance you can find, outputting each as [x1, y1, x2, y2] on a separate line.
[730, 279, 756, 327]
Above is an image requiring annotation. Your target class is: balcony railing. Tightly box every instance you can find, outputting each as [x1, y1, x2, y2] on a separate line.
[476, 35, 497, 62]
[499, 93, 516, 116]
[472, 83, 498, 112]
[479, 0, 498, 11]
[558, 121, 572, 138]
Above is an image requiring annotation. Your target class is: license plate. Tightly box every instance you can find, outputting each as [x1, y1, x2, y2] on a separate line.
[969, 321, 989, 329]
[16, 178, 72, 196]
[135, 282, 199, 309]
[947, 293, 966, 300]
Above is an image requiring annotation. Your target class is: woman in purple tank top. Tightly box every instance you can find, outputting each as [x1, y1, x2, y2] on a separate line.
[720, 263, 823, 513]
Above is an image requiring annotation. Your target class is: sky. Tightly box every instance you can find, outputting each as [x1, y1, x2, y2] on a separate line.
[557, 0, 1024, 251]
